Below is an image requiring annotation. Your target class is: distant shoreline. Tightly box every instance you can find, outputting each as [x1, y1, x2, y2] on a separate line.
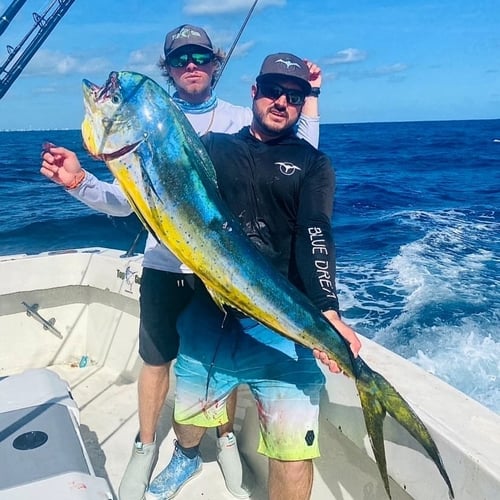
[2, 117, 500, 133]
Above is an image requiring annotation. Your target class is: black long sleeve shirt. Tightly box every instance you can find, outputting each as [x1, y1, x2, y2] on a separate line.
[201, 126, 340, 313]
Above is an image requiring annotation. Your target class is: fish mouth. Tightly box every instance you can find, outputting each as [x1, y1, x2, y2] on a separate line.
[96, 140, 143, 162]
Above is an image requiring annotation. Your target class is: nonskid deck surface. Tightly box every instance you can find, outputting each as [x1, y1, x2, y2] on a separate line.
[48, 363, 267, 500]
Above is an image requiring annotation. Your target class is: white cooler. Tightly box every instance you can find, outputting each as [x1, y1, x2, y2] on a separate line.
[0, 368, 113, 499]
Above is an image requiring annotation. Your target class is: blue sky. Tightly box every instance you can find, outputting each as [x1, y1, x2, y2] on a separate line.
[0, 0, 498, 130]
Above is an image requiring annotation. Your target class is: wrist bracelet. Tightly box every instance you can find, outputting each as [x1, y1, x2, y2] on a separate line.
[66, 170, 86, 190]
[309, 87, 321, 97]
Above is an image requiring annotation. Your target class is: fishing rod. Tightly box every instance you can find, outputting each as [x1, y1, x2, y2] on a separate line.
[0, 0, 76, 100]
[121, 1, 259, 256]
[0, 0, 29, 37]
[212, 0, 259, 89]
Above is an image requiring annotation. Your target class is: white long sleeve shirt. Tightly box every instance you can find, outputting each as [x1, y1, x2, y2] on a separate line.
[69, 98, 320, 273]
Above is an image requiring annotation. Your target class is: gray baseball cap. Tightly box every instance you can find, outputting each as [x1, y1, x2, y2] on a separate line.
[164, 24, 214, 58]
[256, 52, 311, 93]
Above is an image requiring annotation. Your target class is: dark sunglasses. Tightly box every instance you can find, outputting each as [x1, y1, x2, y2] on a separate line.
[167, 52, 214, 68]
[257, 83, 307, 106]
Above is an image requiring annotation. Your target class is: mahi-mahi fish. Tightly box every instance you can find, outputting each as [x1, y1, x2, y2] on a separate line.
[81, 71, 454, 500]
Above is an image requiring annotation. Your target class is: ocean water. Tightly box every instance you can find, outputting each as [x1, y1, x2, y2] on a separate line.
[1, 120, 499, 414]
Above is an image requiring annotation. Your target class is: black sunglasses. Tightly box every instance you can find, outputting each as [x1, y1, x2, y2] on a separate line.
[167, 52, 214, 68]
[257, 83, 307, 106]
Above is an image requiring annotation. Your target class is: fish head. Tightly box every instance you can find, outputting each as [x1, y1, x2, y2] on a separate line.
[81, 71, 167, 162]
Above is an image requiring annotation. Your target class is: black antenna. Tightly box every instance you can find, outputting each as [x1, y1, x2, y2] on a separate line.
[213, 0, 259, 88]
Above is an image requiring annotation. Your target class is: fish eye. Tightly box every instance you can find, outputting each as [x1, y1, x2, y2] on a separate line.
[111, 93, 121, 104]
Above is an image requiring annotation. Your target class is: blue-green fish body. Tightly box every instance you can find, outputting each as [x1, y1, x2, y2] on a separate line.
[81, 71, 453, 500]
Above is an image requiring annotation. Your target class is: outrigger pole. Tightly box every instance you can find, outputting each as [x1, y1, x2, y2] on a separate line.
[0, 0, 76, 100]
[0, 0, 29, 37]
[212, 0, 259, 88]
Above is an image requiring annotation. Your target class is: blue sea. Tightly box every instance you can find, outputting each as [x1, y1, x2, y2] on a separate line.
[1, 120, 499, 414]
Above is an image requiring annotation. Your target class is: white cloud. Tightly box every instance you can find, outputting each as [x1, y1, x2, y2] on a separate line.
[183, 0, 285, 15]
[22, 49, 109, 76]
[11, 44, 169, 81]
[371, 63, 408, 76]
[198, 26, 253, 53]
[227, 40, 255, 58]
[127, 47, 160, 67]
[324, 48, 408, 81]
[322, 71, 338, 82]
[341, 63, 409, 81]
[128, 49, 150, 65]
[36, 86, 59, 94]
[124, 46, 164, 78]
[325, 48, 367, 65]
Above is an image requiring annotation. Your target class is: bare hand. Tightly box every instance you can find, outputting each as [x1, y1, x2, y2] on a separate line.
[305, 60, 322, 88]
[313, 310, 361, 374]
[40, 144, 84, 188]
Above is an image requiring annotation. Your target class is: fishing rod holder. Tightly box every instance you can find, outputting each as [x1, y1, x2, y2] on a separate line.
[22, 301, 63, 339]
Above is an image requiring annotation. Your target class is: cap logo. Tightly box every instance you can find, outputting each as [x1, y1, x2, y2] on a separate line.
[275, 58, 301, 69]
[172, 27, 202, 41]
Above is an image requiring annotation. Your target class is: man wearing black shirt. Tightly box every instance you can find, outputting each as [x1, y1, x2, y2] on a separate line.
[146, 52, 361, 500]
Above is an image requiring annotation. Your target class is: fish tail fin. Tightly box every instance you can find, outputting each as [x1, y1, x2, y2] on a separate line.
[354, 357, 454, 499]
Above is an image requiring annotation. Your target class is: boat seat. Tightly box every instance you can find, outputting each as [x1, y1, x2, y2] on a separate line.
[0, 368, 112, 499]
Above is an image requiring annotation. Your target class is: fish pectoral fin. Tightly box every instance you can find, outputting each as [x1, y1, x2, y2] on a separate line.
[206, 287, 228, 314]
[355, 358, 455, 499]
[113, 186, 161, 243]
[125, 191, 162, 244]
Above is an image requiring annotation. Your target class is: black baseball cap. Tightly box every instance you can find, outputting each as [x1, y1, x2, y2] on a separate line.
[164, 24, 214, 58]
[256, 52, 311, 93]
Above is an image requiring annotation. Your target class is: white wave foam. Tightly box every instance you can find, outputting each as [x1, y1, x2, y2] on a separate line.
[337, 208, 499, 413]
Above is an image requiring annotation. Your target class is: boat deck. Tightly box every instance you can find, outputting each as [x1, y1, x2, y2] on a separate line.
[49, 363, 267, 500]
[47, 361, 416, 500]
[2, 249, 499, 500]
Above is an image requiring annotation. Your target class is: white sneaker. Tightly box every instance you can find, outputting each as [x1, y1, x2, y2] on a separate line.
[119, 434, 158, 500]
[216, 433, 250, 499]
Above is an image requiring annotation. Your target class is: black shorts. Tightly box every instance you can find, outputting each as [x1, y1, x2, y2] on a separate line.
[138, 267, 195, 365]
